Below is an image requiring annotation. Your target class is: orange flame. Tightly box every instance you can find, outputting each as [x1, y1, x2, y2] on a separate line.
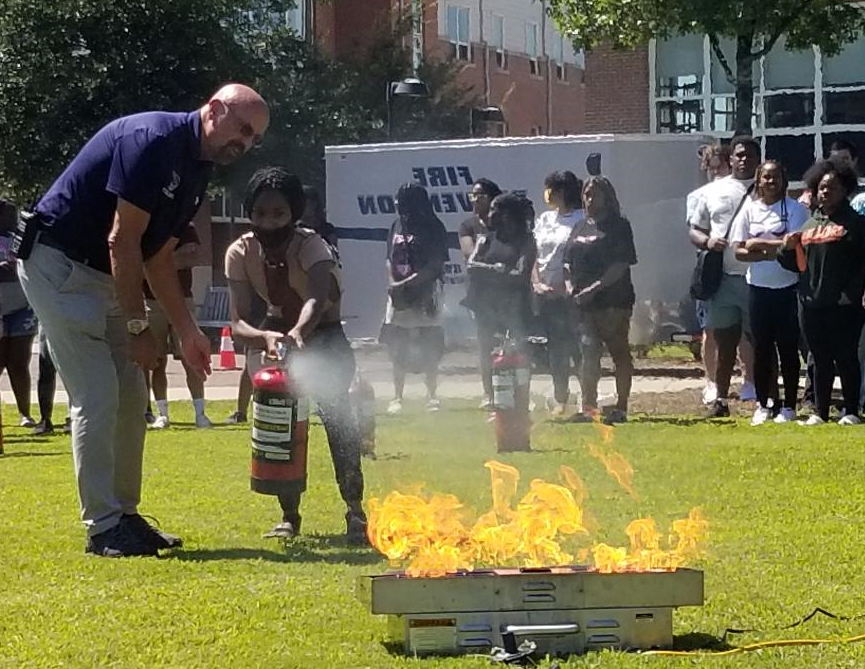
[367, 460, 707, 577]
[586, 418, 639, 500]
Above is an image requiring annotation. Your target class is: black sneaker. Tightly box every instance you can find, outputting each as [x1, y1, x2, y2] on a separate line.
[706, 399, 730, 419]
[86, 522, 158, 558]
[33, 420, 55, 436]
[603, 409, 628, 425]
[226, 411, 247, 424]
[346, 511, 369, 547]
[122, 513, 183, 550]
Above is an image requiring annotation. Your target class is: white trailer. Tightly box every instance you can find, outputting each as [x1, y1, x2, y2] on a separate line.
[325, 134, 712, 343]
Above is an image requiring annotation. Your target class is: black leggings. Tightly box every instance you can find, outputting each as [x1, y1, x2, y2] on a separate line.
[800, 305, 865, 420]
[749, 285, 800, 410]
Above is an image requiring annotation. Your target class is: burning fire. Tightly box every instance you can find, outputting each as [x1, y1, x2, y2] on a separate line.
[367, 455, 707, 577]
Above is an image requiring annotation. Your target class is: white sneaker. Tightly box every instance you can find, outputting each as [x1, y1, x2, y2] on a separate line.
[387, 399, 403, 415]
[798, 415, 824, 426]
[750, 407, 772, 426]
[773, 408, 796, 424]
[839, 414, 862, 426]
[739, 382, 757, 402]
[479, 396, 493, 411]
[427, 398, 441, 412]
[701, 382, 718, 406]
[151, 415, 170, 429]
[195, 414, 213, 429]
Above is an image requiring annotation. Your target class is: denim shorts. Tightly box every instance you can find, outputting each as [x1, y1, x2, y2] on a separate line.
[2, 307, 38, 338]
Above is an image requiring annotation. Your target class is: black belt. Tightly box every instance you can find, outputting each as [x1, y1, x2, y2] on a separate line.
[38, 233, 106, 271]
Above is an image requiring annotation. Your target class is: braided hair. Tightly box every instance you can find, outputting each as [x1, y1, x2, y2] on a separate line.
[244, 167, 305, 223]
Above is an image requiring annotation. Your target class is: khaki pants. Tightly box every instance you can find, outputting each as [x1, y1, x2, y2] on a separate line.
[19, 244, 147, 536]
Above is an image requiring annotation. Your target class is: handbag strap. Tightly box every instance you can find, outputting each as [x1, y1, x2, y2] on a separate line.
[722, 183, 756, 241]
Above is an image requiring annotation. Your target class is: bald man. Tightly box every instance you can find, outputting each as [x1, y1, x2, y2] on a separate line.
[18, 84, 269, 557]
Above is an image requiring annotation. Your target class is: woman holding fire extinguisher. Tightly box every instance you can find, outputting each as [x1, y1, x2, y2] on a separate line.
[225, 167, 367, 546]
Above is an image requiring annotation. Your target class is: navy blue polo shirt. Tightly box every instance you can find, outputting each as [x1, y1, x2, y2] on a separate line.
[36, 111, 212, 273]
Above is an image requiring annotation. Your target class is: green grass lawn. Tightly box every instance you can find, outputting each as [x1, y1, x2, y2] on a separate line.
[3, 399, 865, 668]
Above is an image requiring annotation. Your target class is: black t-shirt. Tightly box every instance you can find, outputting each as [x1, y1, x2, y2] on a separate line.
[459, 216, 486, 245]
[465, 230, 535, 321]
[565, 213, 637, 310]
[387, 217, 449, 309]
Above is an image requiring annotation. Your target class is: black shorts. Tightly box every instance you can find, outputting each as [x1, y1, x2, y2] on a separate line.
[381, 325, 445, 371]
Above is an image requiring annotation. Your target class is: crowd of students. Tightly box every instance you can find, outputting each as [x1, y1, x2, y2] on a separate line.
[380, 164, 638, 426]
[689, 136, 865, 426]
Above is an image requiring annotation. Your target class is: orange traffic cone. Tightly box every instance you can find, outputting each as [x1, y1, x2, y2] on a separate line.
[218, 326, 238, 370]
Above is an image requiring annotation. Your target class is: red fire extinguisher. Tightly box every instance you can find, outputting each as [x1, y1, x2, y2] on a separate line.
[250, 355, 309, 497]
[492, 337, 531, 453]
[349, 372, 376, 459]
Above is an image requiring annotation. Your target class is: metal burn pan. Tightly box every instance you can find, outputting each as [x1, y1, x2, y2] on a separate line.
[358, 567, 704, 657]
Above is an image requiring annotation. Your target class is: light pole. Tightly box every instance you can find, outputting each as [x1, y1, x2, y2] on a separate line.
[469, 106, 506, 137]
[386, 77, 430, 140]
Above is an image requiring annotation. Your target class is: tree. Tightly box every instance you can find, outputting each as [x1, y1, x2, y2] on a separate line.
[0, 0, 472, 202]
[547, 0, 865, 134]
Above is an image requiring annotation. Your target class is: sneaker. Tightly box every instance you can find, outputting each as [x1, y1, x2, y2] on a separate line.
[706, 399, 730, 419]
[226, 411, 247, 424]
[86, 522, 158, 558]
[798, 415, 825, 426]
[263, 520, 300, 540]
[701, 382, 718, 406]
[151, 415, 170, 430]
[839, 414, 862, 426]
[32, 420, 54, 436]
[144, 410, 157, 425]
[387, 399, 403, 415]
[549, 402, 568, 418]
[750, 407, 772, 426]
[739, 382, 757, 402]
[121, 513, 183, 550]
[568, 411, 596, 424]
[773, 408, 796, 424]
[427, 398, 441, 413]
[195, 414, 213, 429]
[479, 396, 493, 411]
[62, 417, 72, 433]
[19, 416, 36, 428]
[603, 409, 628, 425]
[346, 511, 369, 546]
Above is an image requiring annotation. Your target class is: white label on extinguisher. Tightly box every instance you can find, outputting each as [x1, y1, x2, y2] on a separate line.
[296, 397, 309, 422]
[493, 372, 515, 410]
[253, 402, 293, 424]
[516, 367, 530, 386]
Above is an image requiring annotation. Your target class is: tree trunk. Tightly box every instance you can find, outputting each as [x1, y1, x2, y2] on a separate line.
[734, 35, 755, 136]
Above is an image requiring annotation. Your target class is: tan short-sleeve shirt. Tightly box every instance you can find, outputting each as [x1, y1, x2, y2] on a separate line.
[225, 227, 342, 324]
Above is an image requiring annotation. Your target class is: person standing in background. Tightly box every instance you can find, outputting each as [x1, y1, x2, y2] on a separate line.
[299, 185, 339, 249]
[459, 178, 502, 408]
[532, 171, 584, 417]
[731, 160, 808, 426]
[0, 199, 37, 427]
[144, 223, 212, 429]
[381, 183, 449, 415]
[566, 177, 637, 425]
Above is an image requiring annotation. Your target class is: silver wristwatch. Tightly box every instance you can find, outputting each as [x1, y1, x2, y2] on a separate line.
[126, 318, 150, 336]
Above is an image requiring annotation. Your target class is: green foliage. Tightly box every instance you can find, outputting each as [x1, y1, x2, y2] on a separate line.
[0, 0, 473, 202]
[547, 0, 865, 133]
[4, 399, 865, 667]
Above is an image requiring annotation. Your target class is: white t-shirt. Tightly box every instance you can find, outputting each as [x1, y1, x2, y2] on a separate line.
[533, 208, 584, 289]
[729, 196, 809, 289]
[688, 175, 754, 276]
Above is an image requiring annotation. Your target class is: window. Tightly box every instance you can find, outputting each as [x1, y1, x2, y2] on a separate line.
[554, 33, 566, 81]
[491, 14, 507, 70]
[526, 22, 539, 75]
[447, 5, 471, 61]
[285, 0, 305, 39]
[651, 33, 865, 182]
